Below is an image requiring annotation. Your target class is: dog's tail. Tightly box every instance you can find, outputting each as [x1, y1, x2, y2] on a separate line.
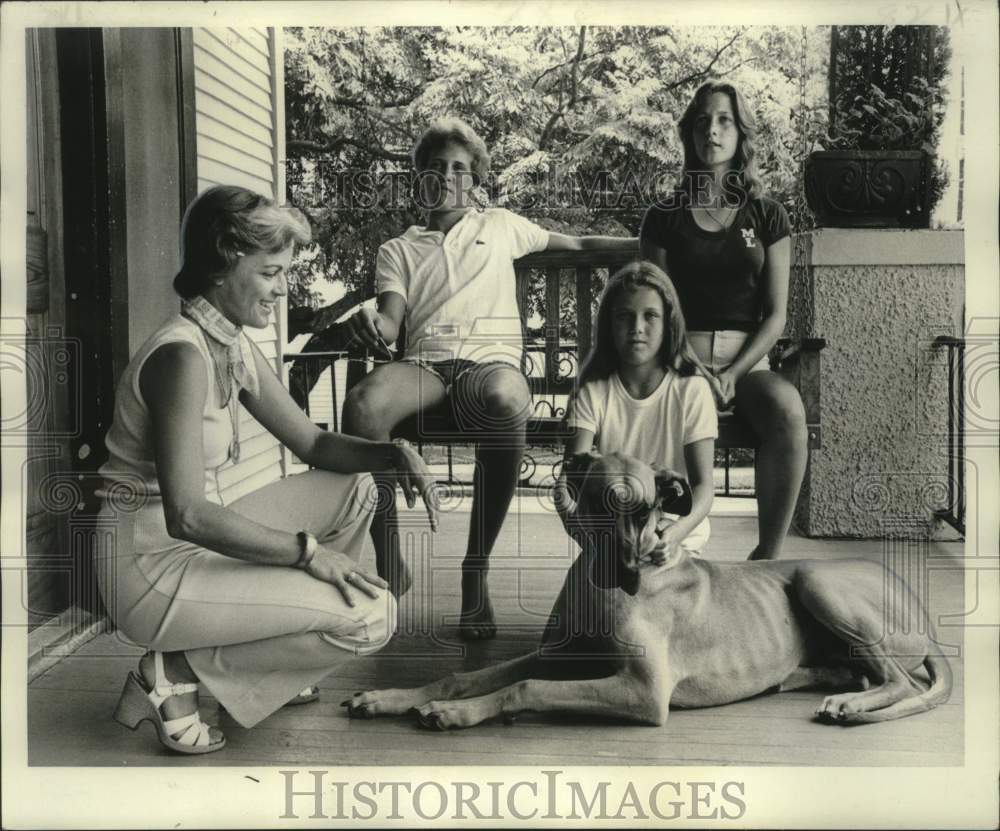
[843, 652, 953, 724]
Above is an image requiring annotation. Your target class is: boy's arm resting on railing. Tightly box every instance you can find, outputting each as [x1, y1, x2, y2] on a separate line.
[545, 233, 639, 252]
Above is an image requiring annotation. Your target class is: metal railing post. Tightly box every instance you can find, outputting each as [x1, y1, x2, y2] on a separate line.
[932, 335, 966, 536]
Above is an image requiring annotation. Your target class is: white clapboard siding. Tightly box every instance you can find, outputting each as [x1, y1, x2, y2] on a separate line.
[193, 47, 271, 107]
[198, 138, 274, 183]
[195, 94, 272, 147]
[304, 363, 350, 430]
[194, 27, 286, 502]
[194, 27, 274, 197]
[237, 411, 269, 438]
[195, 113, 273, 167]
[217, 446, 283, 501]
[306, 366, 336, 428]
[193, 29, 271, 92]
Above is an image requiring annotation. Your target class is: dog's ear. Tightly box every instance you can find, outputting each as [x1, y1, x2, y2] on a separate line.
[654, 468, 693, 516]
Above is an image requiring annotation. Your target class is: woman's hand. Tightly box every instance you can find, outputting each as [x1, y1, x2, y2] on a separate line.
[305, 546, 389, 606]
[345, 307, 393, 358]
[392, 440, 439, 531]
[710, 369, 738, 410]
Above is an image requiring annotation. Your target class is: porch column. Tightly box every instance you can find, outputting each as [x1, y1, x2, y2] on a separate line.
[791, 228, 965, 538]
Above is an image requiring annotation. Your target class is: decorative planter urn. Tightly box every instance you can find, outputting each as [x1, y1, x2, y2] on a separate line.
[804, 150, 929, 229]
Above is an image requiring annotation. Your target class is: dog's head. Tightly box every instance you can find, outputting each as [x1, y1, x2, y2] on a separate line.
[561, 451, 693, 595]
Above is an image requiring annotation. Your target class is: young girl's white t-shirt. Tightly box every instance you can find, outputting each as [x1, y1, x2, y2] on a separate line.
[567, 369, 718, 551]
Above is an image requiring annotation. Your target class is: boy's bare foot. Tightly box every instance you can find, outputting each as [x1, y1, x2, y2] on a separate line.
[458, 569, 496, 640]
[377, 549, 412, 599]
[747, 545, 776, 561]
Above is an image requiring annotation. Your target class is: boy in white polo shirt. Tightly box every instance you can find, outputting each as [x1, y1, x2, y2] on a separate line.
[342, 117, 635, 639]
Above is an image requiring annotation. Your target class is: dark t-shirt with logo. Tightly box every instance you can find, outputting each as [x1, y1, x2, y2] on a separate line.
[639, 190, 791, 331]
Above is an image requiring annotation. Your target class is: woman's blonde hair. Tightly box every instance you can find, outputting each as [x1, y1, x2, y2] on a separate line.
[678, 79, 764, 201]
[173, 185, 311, 298]
[577, 261, 709, 386]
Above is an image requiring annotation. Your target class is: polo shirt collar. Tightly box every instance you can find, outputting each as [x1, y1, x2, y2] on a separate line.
[403, 208, 478, 242]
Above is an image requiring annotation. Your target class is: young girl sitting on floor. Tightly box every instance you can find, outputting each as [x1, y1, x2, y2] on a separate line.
[560, 261, 717, 559]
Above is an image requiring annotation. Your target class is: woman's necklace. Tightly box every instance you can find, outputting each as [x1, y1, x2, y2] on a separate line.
[181, 296, 258, 466]
[205, 339, 241, 463]
[700, 203, 736, 232]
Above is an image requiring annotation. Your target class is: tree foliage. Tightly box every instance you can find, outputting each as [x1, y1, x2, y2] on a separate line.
[283, 26, 833, 312]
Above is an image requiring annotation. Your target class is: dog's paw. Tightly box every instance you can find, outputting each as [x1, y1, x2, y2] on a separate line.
[815, 692, 863, 723]
[341, 688, 419, 718]
[414, 697, 495, 730]
[414, 700, 460, 730]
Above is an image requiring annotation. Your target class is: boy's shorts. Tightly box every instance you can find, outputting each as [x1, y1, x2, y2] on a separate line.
[398, 356, 524, 395]
[397, 357, 531, 434]
[688, 330, 770, 375]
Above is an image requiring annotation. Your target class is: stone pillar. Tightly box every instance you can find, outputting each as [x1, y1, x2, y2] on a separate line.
[790, 229, 965, 538]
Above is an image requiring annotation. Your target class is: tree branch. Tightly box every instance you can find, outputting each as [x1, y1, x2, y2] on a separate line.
[663, 31, 742, 93]
[539, 26, 587, 151]
[531, 44, 618, 90]
[328, 93, 420, 110]
[568, 26, 586, 108]
[715, 56, 760, 78]
[286, 136, 411, 162]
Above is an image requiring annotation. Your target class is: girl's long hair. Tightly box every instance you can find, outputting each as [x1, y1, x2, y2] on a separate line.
[677, 79, 764, 201]
[577, 261, 710, 387]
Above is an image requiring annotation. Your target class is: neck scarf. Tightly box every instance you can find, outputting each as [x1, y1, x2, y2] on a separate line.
[181, 295, 261, 463]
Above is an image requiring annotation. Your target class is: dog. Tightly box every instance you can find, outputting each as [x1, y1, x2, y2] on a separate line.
[343, 451, 952, 729]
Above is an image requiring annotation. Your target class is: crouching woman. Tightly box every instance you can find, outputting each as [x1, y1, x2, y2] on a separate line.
[97, 185, 437, 754]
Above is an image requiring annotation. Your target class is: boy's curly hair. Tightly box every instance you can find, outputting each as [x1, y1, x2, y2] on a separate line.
[412, 117, 491, 185]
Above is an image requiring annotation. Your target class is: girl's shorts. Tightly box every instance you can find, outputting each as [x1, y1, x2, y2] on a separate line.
[688, 330, 770, 375]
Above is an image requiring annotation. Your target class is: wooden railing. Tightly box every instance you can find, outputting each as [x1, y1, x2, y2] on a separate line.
[513, 246, 636, 397]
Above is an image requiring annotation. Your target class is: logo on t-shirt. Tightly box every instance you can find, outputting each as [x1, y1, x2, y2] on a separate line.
[740, 228, 756, 248]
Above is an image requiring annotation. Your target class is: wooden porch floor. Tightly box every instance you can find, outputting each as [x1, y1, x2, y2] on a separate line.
[27, 507, 965, 767]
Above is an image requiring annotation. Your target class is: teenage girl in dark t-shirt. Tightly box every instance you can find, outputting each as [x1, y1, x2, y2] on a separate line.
[640, 79, 807, 561]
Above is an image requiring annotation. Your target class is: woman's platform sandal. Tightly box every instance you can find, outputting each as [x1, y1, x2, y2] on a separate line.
[113, 652, 226, 755]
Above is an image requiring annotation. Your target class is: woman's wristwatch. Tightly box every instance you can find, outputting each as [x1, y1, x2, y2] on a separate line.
[294, 531, 317, 570]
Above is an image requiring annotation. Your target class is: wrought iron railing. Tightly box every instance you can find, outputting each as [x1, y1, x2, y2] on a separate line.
[281, 347, 753, 496]
[283, 246, 758, 496]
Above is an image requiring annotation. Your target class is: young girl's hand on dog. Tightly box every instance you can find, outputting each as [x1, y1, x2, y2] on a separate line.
[650, 518, 686, 566]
